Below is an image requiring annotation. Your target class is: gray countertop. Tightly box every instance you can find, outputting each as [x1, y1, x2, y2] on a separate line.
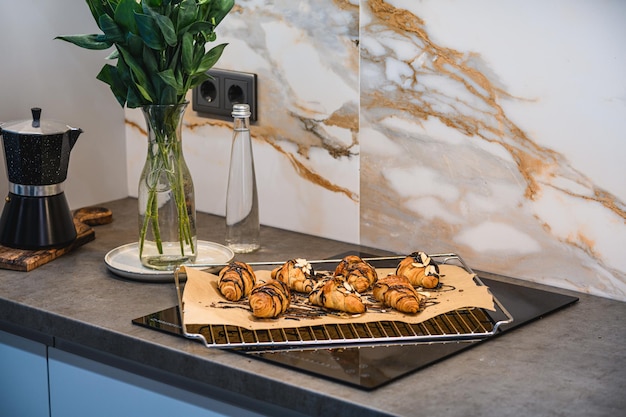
[1, 198, 624, 417]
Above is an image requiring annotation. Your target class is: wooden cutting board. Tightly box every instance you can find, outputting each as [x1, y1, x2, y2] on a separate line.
[0, 206, 112, 272]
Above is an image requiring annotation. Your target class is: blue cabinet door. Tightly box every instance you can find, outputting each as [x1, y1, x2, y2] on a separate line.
[0, 330, 51, 417]
[48, 348, 269, 417]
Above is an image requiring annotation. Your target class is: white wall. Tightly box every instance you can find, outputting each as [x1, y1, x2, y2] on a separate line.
[0, 0, 127, 209]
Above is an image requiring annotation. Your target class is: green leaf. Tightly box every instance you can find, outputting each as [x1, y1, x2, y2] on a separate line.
[191, 43, 205, 73]
[114, 0, 141, 34]
[187, 21, 214, 37]
[55, 34, 113, 50]
[85, 0, 110, 28]
[175, 67, 184, 88]
[167, 43, 181, 74]
[126, 32, 144, 57]
[176, 0, 198, 34]
[159, 85, 178, 104]
[116, 55, 132, 86]
[150, 73, 164, 103]
[96, 64, 127, 107]
[135, 83, 154, 103]
[117, 45, 154, 100]
[157, 69, 180, 89]
[134, 12, 165, 50]
[142, 46, 159, 75]
[143, 47, 161, 102]
[105, 49, 119, 60]
[181, 32, 194, 72]
[148, 10, 178, 47]
[126, 85, 144, 108]
[145, 0, 163, 7]
[113, 56, 146, 108]
[195, 43, 228, 74]
[203, 0, 235, 27]
[99, 14, 125, 43]
[188, 71, 211, 91]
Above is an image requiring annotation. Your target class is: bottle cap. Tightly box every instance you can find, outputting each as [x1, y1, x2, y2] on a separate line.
[232, 103, 251, 118]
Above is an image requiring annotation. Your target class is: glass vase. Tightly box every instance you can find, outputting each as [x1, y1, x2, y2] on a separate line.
[138, 102, 196, 270]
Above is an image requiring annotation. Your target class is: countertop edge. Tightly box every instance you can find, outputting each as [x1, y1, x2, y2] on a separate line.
[0, 298, 396, 417]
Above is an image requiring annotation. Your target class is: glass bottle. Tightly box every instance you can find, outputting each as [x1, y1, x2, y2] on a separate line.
[225, 104, 260, 253]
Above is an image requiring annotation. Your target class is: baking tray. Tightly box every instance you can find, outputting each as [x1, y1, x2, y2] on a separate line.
[132, 253, 579, 389]
[173, 252, 514, 350]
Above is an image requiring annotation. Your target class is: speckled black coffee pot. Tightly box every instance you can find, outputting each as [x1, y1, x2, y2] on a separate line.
[0, 108, 82, 249]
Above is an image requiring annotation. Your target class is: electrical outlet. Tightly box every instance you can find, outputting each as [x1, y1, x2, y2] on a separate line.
[192, 69, 257, 121]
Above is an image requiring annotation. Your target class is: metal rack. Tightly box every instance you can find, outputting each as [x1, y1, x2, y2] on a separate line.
[174, 253, 514, 350]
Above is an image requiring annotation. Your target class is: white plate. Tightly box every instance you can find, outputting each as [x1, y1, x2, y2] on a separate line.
[104, 241, 234, 282]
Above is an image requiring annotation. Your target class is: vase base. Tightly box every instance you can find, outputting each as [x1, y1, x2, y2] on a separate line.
[141, 254, 197, 271]
[227, 242, 260, 254]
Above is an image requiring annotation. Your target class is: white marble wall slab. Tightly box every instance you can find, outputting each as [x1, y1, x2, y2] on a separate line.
[125, 0, 625, 301]
[360, 0, 626, 301]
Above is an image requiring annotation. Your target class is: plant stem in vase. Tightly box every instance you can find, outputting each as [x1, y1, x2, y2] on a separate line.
[138, 103, 196, 270]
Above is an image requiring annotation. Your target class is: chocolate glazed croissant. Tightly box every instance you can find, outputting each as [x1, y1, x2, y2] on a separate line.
[333, 255, 378, 293]
[217, 261, 256, 301]
[396, 251, 441, 289]
[248, 279, 291, 318]
[373, 274, 425, 314]
[271, 258, 315, 293]
[309, 277, 366, 314]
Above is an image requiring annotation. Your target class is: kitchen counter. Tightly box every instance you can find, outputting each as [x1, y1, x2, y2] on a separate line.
[1, 198, 624, 416]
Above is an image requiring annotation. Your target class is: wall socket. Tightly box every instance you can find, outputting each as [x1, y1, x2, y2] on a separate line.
[192, 68, 257, 121]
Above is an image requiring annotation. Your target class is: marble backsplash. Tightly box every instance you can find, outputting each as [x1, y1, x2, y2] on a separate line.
[126, 0, 361, 244]
[125, 0, 625, 301]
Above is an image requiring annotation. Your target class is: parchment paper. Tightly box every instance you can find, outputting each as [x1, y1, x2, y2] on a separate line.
[180, 264, 495, 331]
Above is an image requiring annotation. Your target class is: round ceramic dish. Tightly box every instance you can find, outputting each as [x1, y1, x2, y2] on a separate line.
[104, 241, 234, 282]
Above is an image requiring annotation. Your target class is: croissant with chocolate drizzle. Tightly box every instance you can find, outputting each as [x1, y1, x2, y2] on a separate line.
[309, 276, 366, 314]
[333, 255, 378, 293]
[248, 279, 291, 318]
[396, 251, 441, 289]
[373, 274, 425, 314]
[271, 258, 315, 293]
[217, 261, 256, 301]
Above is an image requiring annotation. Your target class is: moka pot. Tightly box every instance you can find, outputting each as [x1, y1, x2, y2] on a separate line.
[0, 107, 82, 249]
